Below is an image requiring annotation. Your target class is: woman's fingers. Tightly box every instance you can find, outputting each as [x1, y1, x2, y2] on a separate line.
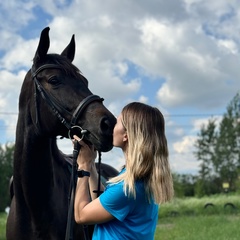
[73, 134, 96, 154]
[73, 135, 87, 147]
[73, 134, 81, 142]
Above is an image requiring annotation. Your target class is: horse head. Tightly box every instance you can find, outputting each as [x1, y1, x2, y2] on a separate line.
[25, 27, 116, 152]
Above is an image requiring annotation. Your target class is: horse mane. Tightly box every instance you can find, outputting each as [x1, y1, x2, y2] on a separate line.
[36, 54, 88, 83]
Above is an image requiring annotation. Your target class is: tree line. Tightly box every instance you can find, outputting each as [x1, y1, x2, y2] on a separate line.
[0, 143, 14, 211]
[194, 92, 240, 196]
[174, 92, 240, 197]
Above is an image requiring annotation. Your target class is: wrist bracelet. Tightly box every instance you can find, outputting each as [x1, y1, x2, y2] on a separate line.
[77, 170, 90, 178]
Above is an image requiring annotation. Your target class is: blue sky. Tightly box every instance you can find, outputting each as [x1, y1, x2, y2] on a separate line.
[0, 0, 240, 174]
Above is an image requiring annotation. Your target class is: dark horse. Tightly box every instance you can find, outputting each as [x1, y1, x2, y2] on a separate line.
[6, 27, 117, 240]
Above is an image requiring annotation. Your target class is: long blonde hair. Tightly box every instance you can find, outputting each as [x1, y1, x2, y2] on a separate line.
[109, 102, 174, 204]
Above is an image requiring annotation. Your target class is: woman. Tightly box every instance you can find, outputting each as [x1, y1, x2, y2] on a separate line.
[74, 102, 174, 240]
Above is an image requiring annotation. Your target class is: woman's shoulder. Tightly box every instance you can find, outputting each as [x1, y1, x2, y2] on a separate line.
[119, 167, 126, 174]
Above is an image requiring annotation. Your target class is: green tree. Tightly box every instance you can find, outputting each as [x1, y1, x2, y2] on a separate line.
[0, 142, 14, 211]
[172, 173, 185, 198]
[194, 119, 218, 196]
[172, 173, 196, 197]
[214, 93, 240, 191]
[195, 92, 240, 195]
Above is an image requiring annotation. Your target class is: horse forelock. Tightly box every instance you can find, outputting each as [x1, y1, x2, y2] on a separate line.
[32, 53, 89, 87]
[45, 54, 81, 76]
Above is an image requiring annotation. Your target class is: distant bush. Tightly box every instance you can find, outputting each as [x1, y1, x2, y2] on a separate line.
[0, 143, 14, 211]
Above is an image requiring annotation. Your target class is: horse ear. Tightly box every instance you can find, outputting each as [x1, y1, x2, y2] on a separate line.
[61, 35, 75, 62]
[33, 27, 50, 63]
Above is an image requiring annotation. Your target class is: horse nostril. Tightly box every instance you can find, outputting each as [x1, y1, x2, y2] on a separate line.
[100, 117, 111, 133]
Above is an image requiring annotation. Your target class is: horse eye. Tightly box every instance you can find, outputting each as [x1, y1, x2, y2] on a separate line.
[48, 76, 60, 85]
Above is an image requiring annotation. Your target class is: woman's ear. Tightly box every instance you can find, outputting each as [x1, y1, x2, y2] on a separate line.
[123, 132, 128, 142]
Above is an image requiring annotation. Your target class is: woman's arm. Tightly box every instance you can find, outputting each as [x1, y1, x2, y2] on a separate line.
[74, 177, 113, 224]
[73, 136, 114, 224]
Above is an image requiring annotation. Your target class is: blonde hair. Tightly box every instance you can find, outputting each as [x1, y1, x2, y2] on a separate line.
[109, 102, 174, 204]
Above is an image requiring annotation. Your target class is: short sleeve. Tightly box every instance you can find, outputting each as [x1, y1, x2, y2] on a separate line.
[99, 182, 133, 221]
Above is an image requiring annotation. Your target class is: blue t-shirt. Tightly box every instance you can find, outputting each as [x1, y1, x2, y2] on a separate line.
[92, 170, 159, 240]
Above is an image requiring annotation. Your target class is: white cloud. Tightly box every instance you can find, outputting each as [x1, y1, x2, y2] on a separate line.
[0, 70, 26, 141]
[173, 135, 196, 154]
[114, 62, 128, 77]
[0, 0, 240, 174]
[170, 135, 199, 174]
[0, 1, 36, 31]
[1, 38, 37, 70]
[138, 95, 148, 103]
[217, 39, 238, 55]
[170, 151, 200, 174]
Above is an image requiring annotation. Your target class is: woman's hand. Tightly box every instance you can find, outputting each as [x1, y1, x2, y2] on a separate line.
[73, 135, 97, 170]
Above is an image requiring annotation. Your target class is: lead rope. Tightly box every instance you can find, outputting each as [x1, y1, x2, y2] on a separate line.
[65, 142, 103, 240]
[65, 140, 80, 240]
[94, 151, 103, 197]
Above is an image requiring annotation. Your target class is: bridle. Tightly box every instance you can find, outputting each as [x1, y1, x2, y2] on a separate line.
[31, 63, 104, 240]
[31, 63, 104, 139]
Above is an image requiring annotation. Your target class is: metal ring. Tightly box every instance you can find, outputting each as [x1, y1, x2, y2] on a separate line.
[68, 125, 87, 141]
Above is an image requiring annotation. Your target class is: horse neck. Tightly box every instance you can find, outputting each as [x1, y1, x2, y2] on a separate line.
[13, 121, 64, 202]
[12, 113, 71, 229]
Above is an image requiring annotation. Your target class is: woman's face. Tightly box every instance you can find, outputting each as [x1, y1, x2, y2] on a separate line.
[113, 114, 127, 149]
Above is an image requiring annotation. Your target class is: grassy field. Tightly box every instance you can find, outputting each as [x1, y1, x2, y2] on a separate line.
[158, 194, 240, 217]
[1, 194, 239, 240]
[0, 213, 7, 240]
[155, 193, 240, 240]
[155, 215, 240, 240]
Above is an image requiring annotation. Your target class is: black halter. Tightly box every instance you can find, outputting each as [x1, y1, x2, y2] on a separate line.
[31, 63, 104, 138]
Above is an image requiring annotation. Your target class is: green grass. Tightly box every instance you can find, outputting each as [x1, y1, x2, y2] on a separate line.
[155, 194, 240, 240]
[1, 194, 239, 240]
[159, 194, 240, 217]
[155, 215, 240, 240]
[0, 213, 7, 240]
